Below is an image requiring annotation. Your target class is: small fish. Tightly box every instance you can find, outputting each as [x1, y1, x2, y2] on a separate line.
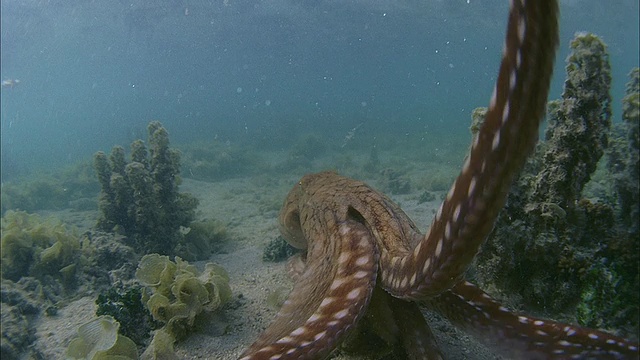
[1, 79, 20, 89]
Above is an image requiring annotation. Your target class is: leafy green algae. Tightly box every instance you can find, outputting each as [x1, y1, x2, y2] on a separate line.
[134, 254, 231, 358]
[1, 210, 84, 285]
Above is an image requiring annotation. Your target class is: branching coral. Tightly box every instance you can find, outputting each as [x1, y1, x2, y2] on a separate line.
[94, 121, 198, 255]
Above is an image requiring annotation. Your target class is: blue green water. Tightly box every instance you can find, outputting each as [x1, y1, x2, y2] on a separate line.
[1, 0, 638, 178]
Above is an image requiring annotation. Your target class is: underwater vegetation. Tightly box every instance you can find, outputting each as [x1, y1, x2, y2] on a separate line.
[475, 33, 639, 337]
[94, 121, 199, 256]
[0, 161, 99, 215]
[175, 218, 230, 261]
[66, 315, 138, 360]
[0, 210, 85, 287]
[378, 168, 412, 195]
[95, 287, 159, 346]
[262, 235, 298, 262]
[134, 254, 232, 359]
[179, 140, 260, 182]
[0, 210, 94, 359]
[284, 134, 328, 170]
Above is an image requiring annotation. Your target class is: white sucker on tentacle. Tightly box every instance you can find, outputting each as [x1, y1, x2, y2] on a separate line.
[429, 282, 639, 359]
[239, 180, 380, 359]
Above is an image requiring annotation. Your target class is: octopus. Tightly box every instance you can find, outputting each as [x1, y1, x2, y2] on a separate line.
[239, 1, 639, 359]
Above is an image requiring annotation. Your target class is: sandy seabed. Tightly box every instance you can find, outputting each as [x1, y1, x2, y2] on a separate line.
[29, 156, 501, 360]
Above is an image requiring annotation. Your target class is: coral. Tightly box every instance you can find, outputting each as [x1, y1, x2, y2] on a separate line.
[84, 230, 138, 289]
[66, 315, 138, 360]
[94, 121, 199, 255]
[263, 236, 297, 262]
[469, 107, 488, 139]
[95, 287, 158, 346]
[531, 32, 612, 210]
[135, 254, 231, 343]
[475, 34, 637, 336]
[608, 68, 639, 232]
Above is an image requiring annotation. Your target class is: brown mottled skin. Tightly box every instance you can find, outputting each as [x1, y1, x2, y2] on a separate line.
[239, 1, 639, 359]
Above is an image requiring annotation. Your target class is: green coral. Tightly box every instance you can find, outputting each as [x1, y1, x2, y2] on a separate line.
[135, 254, 231, 342]
[94, 121, 199, 255]
[1, 210, 83, 286]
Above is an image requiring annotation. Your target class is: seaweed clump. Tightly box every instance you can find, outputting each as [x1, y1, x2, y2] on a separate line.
[1, 210, 83, 287]
[0, 210, 92, 359]
[94, 121, 198, 255]
[66, 315, 138, 360]
[0, 161, 99, 215]
[475, 33, 638, 336]
[174, 219, 229, 261]
[135, 254, 231, 358]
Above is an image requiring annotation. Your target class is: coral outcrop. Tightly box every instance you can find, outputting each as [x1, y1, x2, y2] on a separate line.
[475, 33, 638, 336]
[531, 32, 612, 210]
[94, 121, 198, 256]
[608, 68, 639, 232]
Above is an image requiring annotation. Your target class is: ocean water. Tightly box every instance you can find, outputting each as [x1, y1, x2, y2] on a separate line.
[1, 0, 638, 178]
[1, 1, 639, 359]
